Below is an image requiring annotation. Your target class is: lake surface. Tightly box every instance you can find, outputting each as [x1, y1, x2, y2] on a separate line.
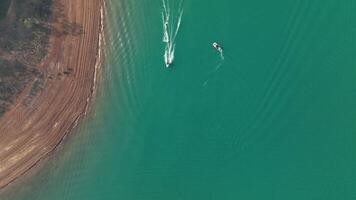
[2, 0, 356, 199]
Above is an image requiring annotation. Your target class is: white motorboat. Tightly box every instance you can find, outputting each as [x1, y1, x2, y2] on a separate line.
[213, 42, 223, 52]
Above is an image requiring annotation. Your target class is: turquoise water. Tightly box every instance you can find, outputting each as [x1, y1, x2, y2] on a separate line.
[2, 0, 356, 199]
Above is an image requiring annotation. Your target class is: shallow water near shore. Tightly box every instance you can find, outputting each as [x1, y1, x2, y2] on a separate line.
[2, 0, 356, 199]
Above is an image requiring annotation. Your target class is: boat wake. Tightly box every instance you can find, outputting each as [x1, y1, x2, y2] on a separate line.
[220, 51, 225, 60]
[203, 44, 226, 87]
[203, 59, 224, 87]
[162, 0, 183, 67]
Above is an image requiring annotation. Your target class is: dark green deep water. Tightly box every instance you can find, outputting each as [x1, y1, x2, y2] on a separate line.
[2, 0, 356, 199]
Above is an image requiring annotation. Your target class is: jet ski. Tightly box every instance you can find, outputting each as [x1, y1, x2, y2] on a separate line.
[164, 51, 173, 67]
[213, 42, 223, 52]
[165, 60, 172, 67]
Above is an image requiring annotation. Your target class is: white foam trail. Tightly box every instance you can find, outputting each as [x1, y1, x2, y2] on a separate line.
[162, 16, 169, 42]
[215, 61, 223, 71]
[162, 0, 183, 67]
[203, 54, 225, 87]
[172, 9, 183, 41]
[162, 0, 169, 16]
[220, 51, 225, 60]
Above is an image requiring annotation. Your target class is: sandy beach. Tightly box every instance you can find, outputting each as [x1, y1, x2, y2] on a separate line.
[0, 0, 104, 189]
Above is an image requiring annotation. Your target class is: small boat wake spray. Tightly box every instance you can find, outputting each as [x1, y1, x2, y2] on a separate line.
[162, 0, 183, 67]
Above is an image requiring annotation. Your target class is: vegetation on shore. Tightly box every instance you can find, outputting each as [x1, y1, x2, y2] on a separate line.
[0, 0, 52, 117]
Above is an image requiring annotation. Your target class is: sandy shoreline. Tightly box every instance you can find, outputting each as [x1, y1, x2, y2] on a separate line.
[0, 0, 105, 189]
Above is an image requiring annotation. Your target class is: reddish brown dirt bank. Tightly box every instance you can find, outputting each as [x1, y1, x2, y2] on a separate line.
[0, 0, 104, 189]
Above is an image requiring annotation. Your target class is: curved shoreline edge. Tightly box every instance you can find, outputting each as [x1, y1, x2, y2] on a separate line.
[0, 0, 106, 189]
